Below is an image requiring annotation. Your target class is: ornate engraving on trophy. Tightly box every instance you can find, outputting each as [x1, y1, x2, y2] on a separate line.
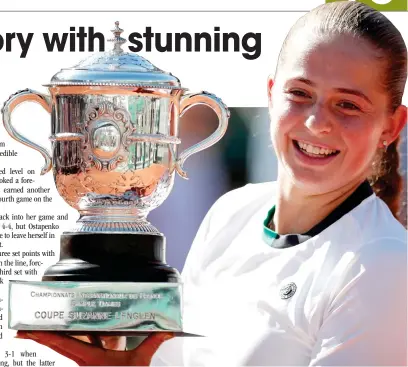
[88, 95, 127, 109]
[82, 100, 133, 172]
[92, 122, 121, 159]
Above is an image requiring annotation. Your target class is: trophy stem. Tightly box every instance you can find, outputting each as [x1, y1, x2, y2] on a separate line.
[69, 212, 162, 235]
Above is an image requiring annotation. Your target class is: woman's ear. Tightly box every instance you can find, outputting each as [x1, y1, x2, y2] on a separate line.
[267, 75, 274, 104]
[380, 104, 407, 146]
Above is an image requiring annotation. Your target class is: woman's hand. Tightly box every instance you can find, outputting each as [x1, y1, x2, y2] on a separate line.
[16, 331, 173, 366]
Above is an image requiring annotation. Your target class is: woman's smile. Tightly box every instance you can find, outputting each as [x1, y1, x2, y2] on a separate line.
[291, 139, 340, 166]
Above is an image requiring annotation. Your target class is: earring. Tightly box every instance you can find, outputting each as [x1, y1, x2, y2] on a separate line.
[383, 140, 388, 152]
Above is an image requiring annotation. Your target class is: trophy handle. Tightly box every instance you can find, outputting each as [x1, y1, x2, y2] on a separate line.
[2, 88, 52, 175]
[177, 91, 230, 179]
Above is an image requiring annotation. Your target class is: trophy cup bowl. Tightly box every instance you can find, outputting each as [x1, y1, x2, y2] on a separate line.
[3, 22, 229, 337]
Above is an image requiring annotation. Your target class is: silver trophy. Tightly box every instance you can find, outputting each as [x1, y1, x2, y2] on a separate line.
[3, 22, 229, 335]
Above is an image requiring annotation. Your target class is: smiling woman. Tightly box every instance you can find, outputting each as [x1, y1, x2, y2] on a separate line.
[269, 2, 406, 227]
[19, 2, 408, 366]
[270, 34, 387, 193]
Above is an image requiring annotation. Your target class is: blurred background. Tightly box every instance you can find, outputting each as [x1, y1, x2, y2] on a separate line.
[149, 105, 408, 272]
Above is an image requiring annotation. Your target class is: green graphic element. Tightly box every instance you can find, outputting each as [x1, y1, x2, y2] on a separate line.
[325, 0, 407, 11]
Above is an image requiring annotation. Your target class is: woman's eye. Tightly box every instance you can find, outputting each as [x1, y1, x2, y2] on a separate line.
[288, 90, 310, 98]
[337, 101, 361, 111]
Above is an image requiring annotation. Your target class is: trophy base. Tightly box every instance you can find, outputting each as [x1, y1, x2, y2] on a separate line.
[43, 232, 180, 282]
[9, 280, 183, 332]
[9, 232, 187, 334]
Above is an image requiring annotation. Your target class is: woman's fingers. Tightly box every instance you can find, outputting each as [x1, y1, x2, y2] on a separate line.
[98, 335, 127, 350]
[123, 332, 175, 366]
[16, 331, 175, 366]
[136, 332, 174, 354]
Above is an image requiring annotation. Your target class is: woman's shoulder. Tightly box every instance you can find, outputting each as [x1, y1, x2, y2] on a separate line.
[326, 195, 407, 293]
[183, 182, 277, 261]
[202, 181, 276, 228]
[322, 193, 406, 266]
[181, 182, 277, 281]
[210, 181, 277, 213]
[348, 195, 407, 248]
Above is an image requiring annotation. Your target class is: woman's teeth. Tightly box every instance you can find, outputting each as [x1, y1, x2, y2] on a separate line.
[297, 141, 338, 156]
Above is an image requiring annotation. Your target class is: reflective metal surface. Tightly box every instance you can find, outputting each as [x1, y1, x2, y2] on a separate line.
[9, 281, 182, 332]
[1, 22, 230, 234]
[50, 92, 177, 234]
[46, 22, 182, 89]
[1, 89, 52, 175]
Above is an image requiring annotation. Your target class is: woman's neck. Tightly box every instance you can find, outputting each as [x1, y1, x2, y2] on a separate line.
[272, 175, 365, 235]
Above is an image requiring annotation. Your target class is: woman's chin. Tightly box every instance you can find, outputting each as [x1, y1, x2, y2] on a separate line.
[283, 166, 340, 194]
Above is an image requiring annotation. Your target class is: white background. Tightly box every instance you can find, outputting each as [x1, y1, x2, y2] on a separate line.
[0, 1, 406, 365]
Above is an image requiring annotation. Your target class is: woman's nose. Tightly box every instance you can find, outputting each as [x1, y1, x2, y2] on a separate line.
[304, 104, 332, 135]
